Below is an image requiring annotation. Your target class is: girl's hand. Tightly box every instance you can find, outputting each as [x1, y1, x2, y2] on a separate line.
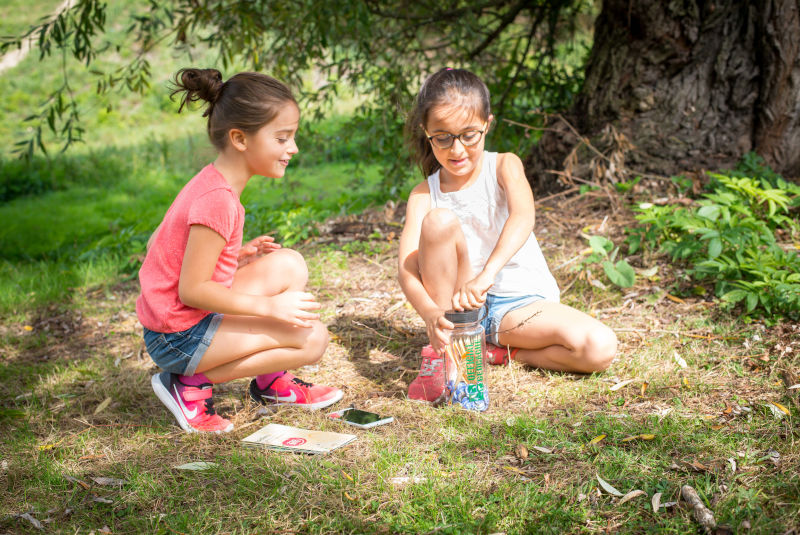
[264, 291, 321, 328]
[238, 235, 281, 267]
[452, 273, 492, 311]
[423, 309, 455, 354]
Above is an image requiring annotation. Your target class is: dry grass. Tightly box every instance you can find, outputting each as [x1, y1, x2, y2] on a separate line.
[1, 193, 798, 534]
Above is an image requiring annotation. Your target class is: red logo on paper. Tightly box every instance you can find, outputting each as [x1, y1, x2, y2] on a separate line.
[282, 437, 307, 447]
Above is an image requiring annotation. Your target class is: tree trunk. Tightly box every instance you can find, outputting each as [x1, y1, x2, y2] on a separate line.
[526, 0, 800, 192]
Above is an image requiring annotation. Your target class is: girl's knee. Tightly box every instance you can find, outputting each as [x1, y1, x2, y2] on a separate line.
[253, 248, 309, 284]
[582, 326, 617, 372]
[421, 208, 459, 238]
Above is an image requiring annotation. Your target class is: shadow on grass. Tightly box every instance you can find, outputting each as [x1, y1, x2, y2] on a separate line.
[328, 313, 427, 396]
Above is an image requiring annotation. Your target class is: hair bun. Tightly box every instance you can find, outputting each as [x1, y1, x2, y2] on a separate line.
[171, 68, 224, 113]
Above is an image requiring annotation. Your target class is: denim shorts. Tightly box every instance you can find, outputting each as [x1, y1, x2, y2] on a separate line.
[480, 293, 545, 345]
[143, 313, 223, 376]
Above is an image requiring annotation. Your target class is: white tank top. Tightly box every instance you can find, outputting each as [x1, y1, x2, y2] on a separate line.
[427, 151, 560, 301]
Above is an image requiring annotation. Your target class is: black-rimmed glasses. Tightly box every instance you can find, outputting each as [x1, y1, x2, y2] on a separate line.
[423, 123, 487, 149]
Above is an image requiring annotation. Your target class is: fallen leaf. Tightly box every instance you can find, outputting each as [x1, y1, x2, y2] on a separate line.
[640, 382, 649, 396]
[344, 491, 356, 501]
[673, 351, 688, 368]
[174, 462, 217, 471]
[341, 470, 354, 481]
[610, 379, 636, 392]
[682, 377, 691, 389]
[92, 496, 113, 504]
[618, 489, 646, 504]
[787, 384, 800, 390]
[64, 475, 91, 489]
[532, 446, 553, 454]
[596, 474, 623, 497]
[621, 434, 655, 442]
[514, 444, 529, 459]
[651, 491, 662, 513]
[38, 444, 56, 451]
[728, 457, 736, 473]
[711, 424, 726, 431]
[93, 397, 112, 415]
[502, 466, 528, 476]
[91, 477, 125, 487]
[23, 325, 34, 331]
[17, 512, 42, 530]
[766, 402, 790, 419]
[587, 434, 606, 446]
[666, 294, 686, 304]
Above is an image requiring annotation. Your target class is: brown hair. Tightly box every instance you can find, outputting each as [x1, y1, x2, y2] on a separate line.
[405, 68, 491, 177]
[171, 68, 297, 150]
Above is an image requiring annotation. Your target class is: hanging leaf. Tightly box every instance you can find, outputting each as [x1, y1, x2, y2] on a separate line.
[596, 474, 623, 496]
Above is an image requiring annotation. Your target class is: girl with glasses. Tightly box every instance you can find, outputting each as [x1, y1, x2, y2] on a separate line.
[137, 69, 343, 433]
[398, 68, 617, 405]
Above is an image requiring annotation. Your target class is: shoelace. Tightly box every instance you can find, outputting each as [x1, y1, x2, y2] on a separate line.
[291, 377, 313, 388]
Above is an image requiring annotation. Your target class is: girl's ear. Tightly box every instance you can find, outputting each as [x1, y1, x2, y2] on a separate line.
[486, 114, 495, 131]
[228, 129, 247, 152]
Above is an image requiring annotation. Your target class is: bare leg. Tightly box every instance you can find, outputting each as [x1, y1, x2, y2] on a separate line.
[196, 248, 329, 383]
[497, 301, 617, 373]
[417, 208, 473, 309]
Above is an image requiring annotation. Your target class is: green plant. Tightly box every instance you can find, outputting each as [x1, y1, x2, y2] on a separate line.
[577, 235, 636, 288]
[631, 159, 800, 320]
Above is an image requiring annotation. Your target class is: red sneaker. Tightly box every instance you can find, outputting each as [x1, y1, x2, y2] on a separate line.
[151, 372, 234, 434]
[408, 345, 447, 403]
[249, 372, 343, 410]
[486, 344, 518, 365]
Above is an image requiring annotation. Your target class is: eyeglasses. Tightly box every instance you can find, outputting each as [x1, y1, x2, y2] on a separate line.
[423, 123, 487, 149]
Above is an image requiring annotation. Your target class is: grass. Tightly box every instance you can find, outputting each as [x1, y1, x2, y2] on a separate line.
[1, 3, 798, 533]
[1, 196, 798, 534]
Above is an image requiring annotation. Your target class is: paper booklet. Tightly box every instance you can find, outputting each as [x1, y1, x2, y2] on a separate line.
[241, 423, 356, 454]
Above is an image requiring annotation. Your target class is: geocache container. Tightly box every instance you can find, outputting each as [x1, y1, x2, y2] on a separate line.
[443, 308, 489, 411]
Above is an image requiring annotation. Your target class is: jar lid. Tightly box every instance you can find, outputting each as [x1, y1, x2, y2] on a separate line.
[445, 308, 481, 324]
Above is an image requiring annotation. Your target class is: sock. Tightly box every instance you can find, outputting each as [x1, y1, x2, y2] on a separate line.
[256, 370, 286, 390]
[178, 372, 213, 386]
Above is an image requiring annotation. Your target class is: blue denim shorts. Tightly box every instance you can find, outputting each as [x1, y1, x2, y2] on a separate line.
[142, 313, 223, 375]
[480, 294, 545, 345]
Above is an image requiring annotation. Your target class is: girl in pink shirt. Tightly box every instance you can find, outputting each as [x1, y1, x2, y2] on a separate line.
[137, 68, 342, 433]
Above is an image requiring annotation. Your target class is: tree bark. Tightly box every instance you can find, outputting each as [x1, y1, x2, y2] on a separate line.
[526, 0, 800, 192]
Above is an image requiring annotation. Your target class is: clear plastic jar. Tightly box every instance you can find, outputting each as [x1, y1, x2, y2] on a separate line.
[443, 308, 489, 411]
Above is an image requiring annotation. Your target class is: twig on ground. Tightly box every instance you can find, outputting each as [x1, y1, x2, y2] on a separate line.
[353, 321, 393, 340]
[681, 485, 716, 533]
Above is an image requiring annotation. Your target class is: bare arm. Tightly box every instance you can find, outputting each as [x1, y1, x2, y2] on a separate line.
[178, 224, 320, 327]
[452, 152, 535, 310]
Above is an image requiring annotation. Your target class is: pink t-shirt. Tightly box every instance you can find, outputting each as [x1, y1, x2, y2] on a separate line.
[136, 164, 244, 333]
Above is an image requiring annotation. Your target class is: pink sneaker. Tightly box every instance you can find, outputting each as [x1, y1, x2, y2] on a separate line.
[486, 344, 518, 365]
[151, 372, 233, 434]
[249, 372, 343, 410]
[408, 345, 447, 403]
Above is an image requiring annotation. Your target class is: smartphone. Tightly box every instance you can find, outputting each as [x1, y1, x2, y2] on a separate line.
[328, 408, 393, 429]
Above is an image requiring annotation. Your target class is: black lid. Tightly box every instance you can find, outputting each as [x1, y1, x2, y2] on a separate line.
[445, 308, 481, 324]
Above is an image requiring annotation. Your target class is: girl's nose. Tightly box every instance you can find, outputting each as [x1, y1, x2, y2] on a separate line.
[288, 139, 299, 155]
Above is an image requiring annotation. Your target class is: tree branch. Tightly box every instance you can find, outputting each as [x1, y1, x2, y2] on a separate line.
[468, 0, 529, 59]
